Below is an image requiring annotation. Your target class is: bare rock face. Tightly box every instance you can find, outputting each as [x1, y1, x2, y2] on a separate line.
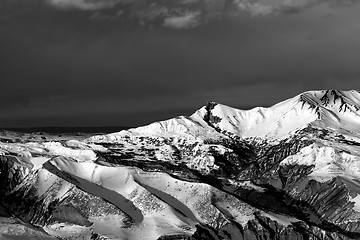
[2, 90, 360, 239]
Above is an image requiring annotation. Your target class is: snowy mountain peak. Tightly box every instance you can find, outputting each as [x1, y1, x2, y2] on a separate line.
[191, 90, 360, 139]
[294, 90, 360, 132]
[89, 90, 360, 143]
[298, 90, 360, 113]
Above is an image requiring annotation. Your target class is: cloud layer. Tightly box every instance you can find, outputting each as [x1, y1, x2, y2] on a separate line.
[234, 0, 357, 16]
[1, 0, 360, 127]
[162, 11, 202, 29]
[44, 0, 358, 28]
[46, 0, 123, 10]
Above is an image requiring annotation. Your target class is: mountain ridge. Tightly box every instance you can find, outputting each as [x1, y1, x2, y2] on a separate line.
[89, 90, 360, 142]
[2, 89, 360, 240]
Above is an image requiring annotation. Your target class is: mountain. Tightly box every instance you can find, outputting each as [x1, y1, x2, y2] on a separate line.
[1, 89, 360, 239]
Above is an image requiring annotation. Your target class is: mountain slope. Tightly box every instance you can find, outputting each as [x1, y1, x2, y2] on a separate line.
[1, 90, 360, 239]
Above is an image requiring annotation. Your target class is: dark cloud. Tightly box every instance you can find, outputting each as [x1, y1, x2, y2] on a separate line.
[0, 0, 360, 127]
[41, 0, 360, 29]
[233, 0, 359, 16]
[45, 0, 123, 10]
[44, 0, 227, 29]
[162, 11, 202, 29]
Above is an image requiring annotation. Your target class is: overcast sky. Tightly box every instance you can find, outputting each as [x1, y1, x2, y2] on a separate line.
[1, 0, 360, 128]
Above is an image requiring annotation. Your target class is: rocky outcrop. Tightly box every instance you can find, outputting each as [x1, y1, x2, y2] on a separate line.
[0, 155, 31, 196]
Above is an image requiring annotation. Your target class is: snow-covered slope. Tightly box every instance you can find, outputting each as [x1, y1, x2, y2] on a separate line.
[2, 90, 360, 240]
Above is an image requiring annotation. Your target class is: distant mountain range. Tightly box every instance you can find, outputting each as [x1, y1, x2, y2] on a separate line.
[2, 126, 130, 134]
[1, 90, 360, 240]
